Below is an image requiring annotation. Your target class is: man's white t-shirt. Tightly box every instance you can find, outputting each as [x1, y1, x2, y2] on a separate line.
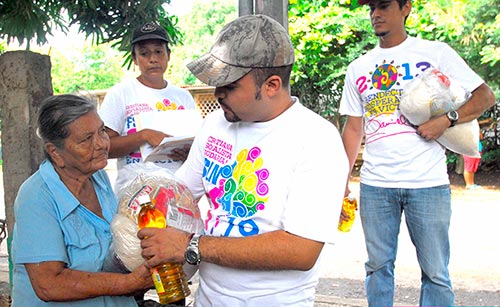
[176, 98, 349, 306]
[340, 37, 484, 188]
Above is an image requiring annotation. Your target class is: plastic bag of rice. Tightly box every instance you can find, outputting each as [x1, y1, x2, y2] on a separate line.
[400, 68, 480, 157]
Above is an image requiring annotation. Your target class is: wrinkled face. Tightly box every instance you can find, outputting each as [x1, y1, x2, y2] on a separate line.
[214, 73, 265, 123]
[133, 40, 170, 79]
[56, 111, 110, 175]
[368, 0, 409, 37]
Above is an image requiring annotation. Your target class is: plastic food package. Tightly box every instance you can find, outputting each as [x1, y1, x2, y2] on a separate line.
[400, 68, 480, 157]
[437, 119, 480, 157]
[103, 163, 204, 279]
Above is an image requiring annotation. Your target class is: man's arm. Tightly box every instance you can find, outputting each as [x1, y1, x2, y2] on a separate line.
[341, 116, 365, 174]
[139, 228, 323, 271]
[454, 83, 496, 124]
[417, 83, 496, 140]
[25, 261, 153, 302]
[341, 115, 365, 198]
[105, 127, 169, 159]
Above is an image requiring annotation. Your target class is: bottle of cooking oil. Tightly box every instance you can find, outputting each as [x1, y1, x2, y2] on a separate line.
[337, 193, 358, 232]
[137, 194, 190, 304]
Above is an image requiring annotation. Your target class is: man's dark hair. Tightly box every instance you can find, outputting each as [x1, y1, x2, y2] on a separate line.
[369, 0, 410, 10]
[395, 0, 410, 9]
[251, 65, 293, 89]
[368, 0, 411, 9]
[369, 0, 411, 23]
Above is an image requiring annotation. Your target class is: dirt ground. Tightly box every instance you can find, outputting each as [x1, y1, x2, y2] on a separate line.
[146, 167, 500, 307]
[448, 168, 500, 190]
[162, 168, 500, 307]
[314, 169, 500, 307]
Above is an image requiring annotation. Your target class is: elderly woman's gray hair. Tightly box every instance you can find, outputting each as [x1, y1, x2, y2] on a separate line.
[38, 94, 97, 153]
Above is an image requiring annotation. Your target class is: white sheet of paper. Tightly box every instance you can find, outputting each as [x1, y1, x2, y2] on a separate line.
[135, 110, 203, 161]
[135, 110, 203, 136]
[142, 135, 195, 163]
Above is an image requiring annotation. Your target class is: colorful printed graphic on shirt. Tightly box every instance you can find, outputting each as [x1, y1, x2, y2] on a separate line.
[371, 62, 400, 90]
[124, 100, 187, 164]
[203, 137, 270, 237]
[155, 98, 186, 111]
[355, 59, 432, 144]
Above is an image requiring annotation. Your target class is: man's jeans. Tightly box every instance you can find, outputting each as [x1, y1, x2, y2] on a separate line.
[360, 183, 454, 307]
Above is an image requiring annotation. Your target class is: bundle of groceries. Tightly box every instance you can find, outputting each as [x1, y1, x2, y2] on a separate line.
[104, 162, 203, 280]
[400, 68, 480, 157]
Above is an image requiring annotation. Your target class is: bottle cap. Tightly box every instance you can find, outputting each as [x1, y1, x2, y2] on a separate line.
[347, 193, 356, 202]
[137, 193, 152, 205]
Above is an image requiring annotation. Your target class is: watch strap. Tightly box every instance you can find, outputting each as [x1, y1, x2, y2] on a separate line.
[185, 234, 202, 265]
[189, 234, 201, 248]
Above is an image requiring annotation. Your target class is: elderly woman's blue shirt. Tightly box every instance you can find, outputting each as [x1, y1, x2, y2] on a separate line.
[11, 160, 137, 307]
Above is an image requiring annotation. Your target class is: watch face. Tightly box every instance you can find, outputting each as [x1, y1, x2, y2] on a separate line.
[449, 111, 458, 120]
[185, 248, 200, 265]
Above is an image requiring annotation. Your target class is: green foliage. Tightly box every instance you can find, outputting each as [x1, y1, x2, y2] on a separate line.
[462, 0, 500, 96]
[50, 43, 125, 94]
[446, 151, 459, 164]
[0, 0, 66, 49]
[166, 0, 237, 86]
[407, 0, 468, 42]
[481, 148, 500, 171]
[288, 0, 375, 127]
[445, 150, 460, 172]
[0, 0, 181, 57]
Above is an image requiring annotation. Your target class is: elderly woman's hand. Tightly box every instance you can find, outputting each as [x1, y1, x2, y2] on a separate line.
[127, 263, 155, 296]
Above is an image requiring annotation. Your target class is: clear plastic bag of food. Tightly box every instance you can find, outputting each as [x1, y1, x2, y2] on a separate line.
[400, 68, 479, 157]
[400, 68, 471, 125]
[103, 162, 203, 279]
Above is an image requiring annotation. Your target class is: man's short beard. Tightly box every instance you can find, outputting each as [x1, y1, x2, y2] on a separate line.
[375, 31, 389, 37]
[224, 113, 241, 123]
[218, 98, 241, 123]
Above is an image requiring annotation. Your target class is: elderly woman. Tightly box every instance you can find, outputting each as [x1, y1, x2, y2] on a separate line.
[11, 94, 153, 306]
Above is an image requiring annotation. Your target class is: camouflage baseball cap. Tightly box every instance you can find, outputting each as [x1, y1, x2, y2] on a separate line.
[187, 14, 295, 87]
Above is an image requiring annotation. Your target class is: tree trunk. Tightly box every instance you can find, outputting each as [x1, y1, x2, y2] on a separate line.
[0, 50, 51, 290]
[255, 0, 288, 28]
[239, 0, 289, 29]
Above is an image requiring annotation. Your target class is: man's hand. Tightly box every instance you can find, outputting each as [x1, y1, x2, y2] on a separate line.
[416, 114, 450, 141]
[168, 144, 191, 161]
[138, 227, 191, 268]
[140, 129, 171, 147]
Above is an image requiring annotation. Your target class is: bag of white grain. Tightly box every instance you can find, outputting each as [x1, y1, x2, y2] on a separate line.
[400, 68, 480, 157]
[103, 162, 203, 281]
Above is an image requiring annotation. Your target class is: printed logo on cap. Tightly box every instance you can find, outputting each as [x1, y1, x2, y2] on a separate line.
[141, 23, 158, 33]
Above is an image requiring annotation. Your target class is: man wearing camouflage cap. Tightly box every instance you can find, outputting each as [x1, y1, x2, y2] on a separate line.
[139, 14, 349, 306]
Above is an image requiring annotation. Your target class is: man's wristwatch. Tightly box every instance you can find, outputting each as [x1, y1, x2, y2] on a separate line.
[446, 110, 459, 127]
[185, 234, 202, 265]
